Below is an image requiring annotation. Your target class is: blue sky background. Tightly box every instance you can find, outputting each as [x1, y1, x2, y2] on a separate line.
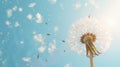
[0, 0, 120, 67]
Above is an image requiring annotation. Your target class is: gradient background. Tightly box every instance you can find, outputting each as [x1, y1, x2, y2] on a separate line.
[0, 0, 120, 67]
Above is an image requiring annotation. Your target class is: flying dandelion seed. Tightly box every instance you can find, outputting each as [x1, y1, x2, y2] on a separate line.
[5, 20, 11, 26]
[36, 13, 42, 23]
[28, 2, 36, 8]
[7, 9, 12, 18]
[48, 40, 56, 54]
[64, 64, 71, 67]
[27, 14, 33, 20]
[2, 60, 6, 67]
[68, 16, 111, 67]
[74, 2, 81, 9]
[34, 34, 44, 45]
[12, 6, 17, 11]
[49, 0, 57, 4]
[38, 46, 46, 53]
[22, 57, 31, 62]
[18, 7, 23, 12]
[14, 21, 20, 27]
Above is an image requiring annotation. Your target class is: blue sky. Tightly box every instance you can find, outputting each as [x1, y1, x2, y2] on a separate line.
[0, 0, 120, 67]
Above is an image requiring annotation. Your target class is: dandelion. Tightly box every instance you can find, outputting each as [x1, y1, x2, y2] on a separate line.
[68, 16, 111, 67]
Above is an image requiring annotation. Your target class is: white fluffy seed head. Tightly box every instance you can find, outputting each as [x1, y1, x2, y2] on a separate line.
[68, 16, 111, 55]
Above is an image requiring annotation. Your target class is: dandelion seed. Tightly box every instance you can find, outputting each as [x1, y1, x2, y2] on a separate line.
[84, 2, 88, 7]
[12, 6, 17, 11]
[62, 40, 66, 43]
[32, 31, 36, 35]
[2, 60, 6, 67]
[28, 2, 36, 8]
[36, 13, 42, 23]
[27, 14, 33, 20]
[5, 20, 11, 26]
[38, 46, 46, 53]
[7, 9, 12, 18]
[64, 50, 66, 52]
[45, 22, 48, 25]
[20, 41, 24, 44]
[47, 33, 51, 36]
[18, 7, 23, 12]
[34, 34, 44, 45]
[74, 2, 81, 9]
[14, 21, 20, 27]
[64, 64, 71, 67]
[49, 0, 57, 4]
[22, 57, 31, 62]
[89, 0, 99, 8]
[54, 26, 59, 32]
[37, 54, 40, 59]
[48, 40, 56, 54]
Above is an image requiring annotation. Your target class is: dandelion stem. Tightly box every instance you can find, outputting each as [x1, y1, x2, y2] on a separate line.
[90, 52, 94, 67]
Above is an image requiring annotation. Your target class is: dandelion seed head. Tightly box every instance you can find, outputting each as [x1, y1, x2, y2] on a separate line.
[68, 16, 111, 55]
